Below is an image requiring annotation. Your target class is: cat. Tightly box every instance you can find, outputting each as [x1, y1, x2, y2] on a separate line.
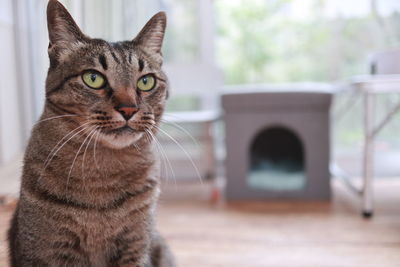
[8, 0, 175, 266]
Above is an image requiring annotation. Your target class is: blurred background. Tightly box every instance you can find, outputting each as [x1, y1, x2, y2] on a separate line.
[1, 0, 400, 266]
[2, 0, 400, 178]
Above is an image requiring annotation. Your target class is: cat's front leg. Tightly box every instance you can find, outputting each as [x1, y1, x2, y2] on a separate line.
[47, 252, 90, 267]
[11, 252, 90, 267]
[109, 233, 150, 267]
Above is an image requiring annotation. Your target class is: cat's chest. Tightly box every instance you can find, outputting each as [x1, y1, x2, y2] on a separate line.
[76, 207, 151, 263]
[76, 204, 151, 241]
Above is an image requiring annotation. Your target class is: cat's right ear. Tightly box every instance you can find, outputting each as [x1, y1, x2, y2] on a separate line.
[47, 0, 87, 50]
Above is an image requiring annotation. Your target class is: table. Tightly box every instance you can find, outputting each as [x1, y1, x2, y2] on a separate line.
[333, 74, 400, 217]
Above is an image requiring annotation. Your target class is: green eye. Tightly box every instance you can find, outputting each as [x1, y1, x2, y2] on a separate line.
[137, 74, 156, 91]
[82, 71, 106, 89]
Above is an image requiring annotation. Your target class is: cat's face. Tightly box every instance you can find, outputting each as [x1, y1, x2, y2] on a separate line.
[45, 0, 167, 149]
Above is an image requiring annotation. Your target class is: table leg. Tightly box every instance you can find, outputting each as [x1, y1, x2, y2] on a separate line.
[362, 93, 374, 218]
[204, 121, 215, 180]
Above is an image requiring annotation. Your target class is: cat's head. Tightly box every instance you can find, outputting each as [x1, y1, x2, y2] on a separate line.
[45, 0, 167, 149]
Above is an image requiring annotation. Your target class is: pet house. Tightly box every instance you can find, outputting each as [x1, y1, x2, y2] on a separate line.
[222, 85, 332, 200]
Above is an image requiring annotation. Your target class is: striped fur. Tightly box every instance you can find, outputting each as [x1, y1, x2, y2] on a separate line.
[8, 0, 175, 266]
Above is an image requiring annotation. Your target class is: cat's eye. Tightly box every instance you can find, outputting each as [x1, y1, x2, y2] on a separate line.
[82, 71, 106, 89]
[137, 74, 156, 91]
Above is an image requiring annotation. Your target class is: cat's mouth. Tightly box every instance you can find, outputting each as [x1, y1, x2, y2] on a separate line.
[97, 124, 144, 149]
[93, 117, 153, 148]
[106, 125, 135, 135]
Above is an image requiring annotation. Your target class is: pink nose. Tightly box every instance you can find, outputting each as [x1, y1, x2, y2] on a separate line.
[115, 104, 139, 120]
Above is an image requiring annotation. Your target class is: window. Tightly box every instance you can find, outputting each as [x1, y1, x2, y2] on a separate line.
[216, 0, 400, 84]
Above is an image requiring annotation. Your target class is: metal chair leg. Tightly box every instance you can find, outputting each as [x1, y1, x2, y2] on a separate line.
[362, 93, 374, 218]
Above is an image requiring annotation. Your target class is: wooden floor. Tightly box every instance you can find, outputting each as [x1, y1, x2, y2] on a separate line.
[1, 179, 400, 267]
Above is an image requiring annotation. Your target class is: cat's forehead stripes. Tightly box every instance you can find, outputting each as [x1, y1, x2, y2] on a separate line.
[98, 45, 140, 87]
[112, 43, 126, 64]
[98, 44, 150, 75]
[101, 42, 139, 71]
[98, 54, 108, 70]
[110, 50, 120, 64]
[138, 59, 145, 72]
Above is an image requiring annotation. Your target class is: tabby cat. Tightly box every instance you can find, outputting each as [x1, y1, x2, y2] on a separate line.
[8, 0, 175, 266]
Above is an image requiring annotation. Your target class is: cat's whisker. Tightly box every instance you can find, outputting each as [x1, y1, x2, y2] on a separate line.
[144, 129, 168, 180]
[35, 114, 81, 125]
[143, 129, 152, 144]
[146, 129, 176, 187]
[65, 126, 98, 193]
[153, 124, 203, 185]
[157, 134, 177, 188]
[81, 127, 99, 179]
[43, 121, 92, 170]
[144, 131, 161, 170]
[144, 129, 169, 184]
[158, 119, 199, 185]
[39, 123, 92, 185]
[144, 130, 169, 184]
[148, 130, 171, 182]
[160, 118, 199, 148]
[93, 130, 101, 170]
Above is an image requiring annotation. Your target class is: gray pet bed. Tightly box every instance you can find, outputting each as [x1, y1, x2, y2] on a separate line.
[221, 84, 333, 200]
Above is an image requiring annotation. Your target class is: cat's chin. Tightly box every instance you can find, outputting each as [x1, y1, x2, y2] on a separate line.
[98, 132, 144, 149]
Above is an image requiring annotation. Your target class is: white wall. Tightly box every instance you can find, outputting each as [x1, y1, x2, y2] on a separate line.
[0, 0, 24, 164]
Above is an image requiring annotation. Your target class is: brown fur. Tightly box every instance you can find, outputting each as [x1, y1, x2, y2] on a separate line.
[8, 1, 175, 266]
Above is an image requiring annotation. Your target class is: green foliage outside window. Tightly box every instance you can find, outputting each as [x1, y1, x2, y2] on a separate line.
[216, 0, 400, 84]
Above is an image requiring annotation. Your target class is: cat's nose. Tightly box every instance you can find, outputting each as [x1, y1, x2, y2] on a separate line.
[115, 104, 139, 120]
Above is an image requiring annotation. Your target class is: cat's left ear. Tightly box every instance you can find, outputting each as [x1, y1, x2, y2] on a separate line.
[133, 12, 167, 56]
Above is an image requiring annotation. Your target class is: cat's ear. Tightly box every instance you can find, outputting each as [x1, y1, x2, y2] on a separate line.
[133, 12, 167, 55]
[47, 0, 87, 48]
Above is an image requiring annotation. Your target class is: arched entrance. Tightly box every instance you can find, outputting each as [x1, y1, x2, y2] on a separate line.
[248, 126, 305, 191]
